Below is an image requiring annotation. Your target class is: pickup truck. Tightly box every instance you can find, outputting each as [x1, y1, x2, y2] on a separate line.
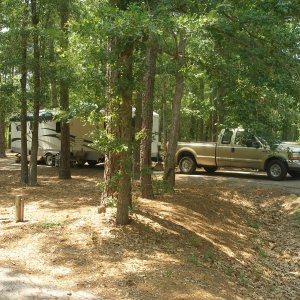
[176, 128, 300, 180]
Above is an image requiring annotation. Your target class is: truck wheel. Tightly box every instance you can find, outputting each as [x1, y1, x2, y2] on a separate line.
[204, 166, 218, 173]
[179, 156, 196, 174]
[288, 171, 300, 178]
[266, 159, 287, 180]
[45, 154, 54, 166]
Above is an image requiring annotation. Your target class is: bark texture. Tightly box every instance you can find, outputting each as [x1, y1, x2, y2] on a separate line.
[102, 39, 120, 203]
[59, 0, 71, 180]
[163, 31, 186, 189]
[29, 0, 40, 186]
[132, 90, 142, 180]
[20, 0, 29, 185]
[49, 36, 58, 108]
[116, 43, 134, 225]
[0, 114, 6, 158]
[140, 34, 157, 199]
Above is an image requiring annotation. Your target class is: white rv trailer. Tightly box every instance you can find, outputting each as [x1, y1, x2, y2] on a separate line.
[10, 110, 160, 166]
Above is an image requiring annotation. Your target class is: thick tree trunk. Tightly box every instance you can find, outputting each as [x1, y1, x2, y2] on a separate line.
[59, 1, 71, 180]
[101, 39, 120, 203]
[29, 0, 40, 186]
[140, 34, 157, 199]
[0, 114, 6, 158]
[116, 43, 134, 225]
[163, 31, 186, 189]
[20, 0, 29, 185]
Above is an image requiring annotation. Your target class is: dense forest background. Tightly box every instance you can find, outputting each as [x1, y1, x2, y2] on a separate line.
[0, 0, 299, 223]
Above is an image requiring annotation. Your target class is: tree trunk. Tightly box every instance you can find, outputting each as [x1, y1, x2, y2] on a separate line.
[59, 0, 71, 180]
[0, 114, 6, 158]
[116, 43, 134, 225]
[140, 34, 157, 199]
[101, 38, 120, 204]
[198, 78, 205, 141]
[163, 31, 186, 189]
[132, 90, 142, 180]
[49, 37, 58, 108]
[29, 0, 40, 186]
[20, 0, 29, 185]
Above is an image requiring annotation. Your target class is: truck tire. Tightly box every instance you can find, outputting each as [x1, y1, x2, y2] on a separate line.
[45, 154, 54, 166]
[179, 156, 196, 174]
[204, 166, 218, 173]
[266, 159, 287, 181]
[288, 171, 300, 178]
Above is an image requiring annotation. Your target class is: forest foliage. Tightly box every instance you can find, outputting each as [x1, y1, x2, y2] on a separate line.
[0, 0, 299, 223]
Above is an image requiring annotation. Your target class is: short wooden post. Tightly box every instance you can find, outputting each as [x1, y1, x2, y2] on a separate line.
[15, 195, 25, 222]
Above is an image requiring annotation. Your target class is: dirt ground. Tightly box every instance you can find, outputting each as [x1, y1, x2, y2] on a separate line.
[0, 154, 299, 300]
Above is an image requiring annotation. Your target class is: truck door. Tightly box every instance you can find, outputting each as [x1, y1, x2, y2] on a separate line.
[216, 129, 234, 167]
[230, 130, 264, 169]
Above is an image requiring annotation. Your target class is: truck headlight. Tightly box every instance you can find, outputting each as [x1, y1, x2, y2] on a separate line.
[289, 152, 300, 160]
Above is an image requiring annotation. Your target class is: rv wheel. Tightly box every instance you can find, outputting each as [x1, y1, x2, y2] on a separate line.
[87, 160, 97, 167]
[45, 154, 54, 166]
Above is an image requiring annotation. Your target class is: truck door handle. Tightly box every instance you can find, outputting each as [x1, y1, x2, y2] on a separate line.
[231, 148, 235, 153]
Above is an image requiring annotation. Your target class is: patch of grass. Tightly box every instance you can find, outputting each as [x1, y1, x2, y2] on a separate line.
[164, 242, 175, 252]
[153, 232, 162, 243]
[162, 270, 174, 278]
[258, 247, 268, 260]
[246, 219, 260, 229]
[186, 254, 201, 266]
[238, 272, 248, 286]
[91, 231, 98, 243]
[153, 179, 173, 195]
[223, 265, 234, 277]
[190, 235, 202, 248]
[39, 222, 61, 229]
[203, 247, 216, 263]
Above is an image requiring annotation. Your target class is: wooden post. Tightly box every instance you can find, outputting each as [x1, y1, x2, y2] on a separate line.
[15, 195, 25, 222]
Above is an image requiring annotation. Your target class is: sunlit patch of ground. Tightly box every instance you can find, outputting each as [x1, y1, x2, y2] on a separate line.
[0, 154, 299, 300]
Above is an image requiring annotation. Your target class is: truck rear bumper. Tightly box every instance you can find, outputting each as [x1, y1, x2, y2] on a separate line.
[287, 160, 300, 172]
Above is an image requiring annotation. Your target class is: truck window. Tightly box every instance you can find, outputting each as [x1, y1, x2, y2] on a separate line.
[221, 130, 233, 144]
[235, 131, 258, 147]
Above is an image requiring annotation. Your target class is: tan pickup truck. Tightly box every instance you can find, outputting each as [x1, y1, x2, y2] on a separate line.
[176, 128, 300, 180]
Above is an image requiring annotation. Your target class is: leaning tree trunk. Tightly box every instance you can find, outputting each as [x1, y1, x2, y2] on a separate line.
[29, 0, 40, 186]
[140, 34, 157, 199]
[20, 0, 29, 185]
[163, 31, 186, 190]
[116, 43, 134, 225]
[59, 0, 71, 180]
[0, 114, 6, 158]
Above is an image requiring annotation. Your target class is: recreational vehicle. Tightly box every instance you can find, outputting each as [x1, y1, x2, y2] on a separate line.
[10, 110, 160, 166]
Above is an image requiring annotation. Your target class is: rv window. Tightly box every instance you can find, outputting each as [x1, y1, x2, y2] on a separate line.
[16, 125, 21, 132]
[56, 122, 61, 133]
